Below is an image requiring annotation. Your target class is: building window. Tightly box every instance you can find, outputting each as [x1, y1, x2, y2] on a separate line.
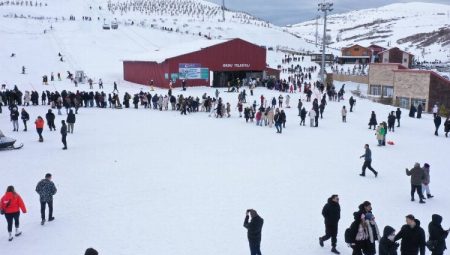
[398, 97, 410, 109]
[382, 86, 394, 97]
[370, 85, 381, 96]
[354, 47, 359, 51]
[411, 98, 426, 108]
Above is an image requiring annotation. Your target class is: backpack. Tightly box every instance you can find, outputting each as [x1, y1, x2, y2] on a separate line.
[344, 227, 353, 244]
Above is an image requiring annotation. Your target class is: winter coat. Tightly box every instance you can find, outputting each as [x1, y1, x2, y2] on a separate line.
[376, 126, 384, 140]
[362, 148, 372, 161]
[35, 118, 44, 129]
[61, 123, 67, 136]
[388, 115, 396, 126]
[280, 111, 286, 123]
[21, 111, 29, 121]
[243, 215, 264, 243]
[379, 226, 399, 255]
[322, 198, 340, 226]
[10, 110, 19, 121]
[46, 110, 55, 122]
[300, 109, 307, 119]
[369, 113, 377, 125]
[396, 109, 401, 119]
[341, 108, 347, 117]
[309, 110, 316, 119]
[274, 113, 282, 124]
[445, 119, 450, 132]
[35, 179, 57, 202]
[0, 192, 27, 214]
[434, 116, 442, 128]
[255, 111, 262, 121]
[428, 214, 448, 253]
[394, 220, 426, 255]
[67, 110, 76, 124]
[406, 166, 425, 185]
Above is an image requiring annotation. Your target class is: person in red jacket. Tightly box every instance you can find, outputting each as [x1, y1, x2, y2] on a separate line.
[35, 116, 45, 142]
[1, 186, 27, 241]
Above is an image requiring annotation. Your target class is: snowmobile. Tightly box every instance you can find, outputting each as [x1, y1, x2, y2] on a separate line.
[0, 130, 23, 150]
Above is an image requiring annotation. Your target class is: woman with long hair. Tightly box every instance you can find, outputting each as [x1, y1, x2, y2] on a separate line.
[1, 186, 27, 241]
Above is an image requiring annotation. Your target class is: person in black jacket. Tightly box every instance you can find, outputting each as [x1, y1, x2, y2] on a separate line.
[348, 211, 370, 255]
[379, 226, 399, 255]
[417, 104, 423, 119]
[60, 120, 67, 150]
[319, 195, 341, 254]
[10, 107, 19, 131]
[434, 115, 442, 136]
[243, 209, 263, 255]
[20, 108, 29, 131]
[349, 96, 356, 112]
[45, 109, 56, 131]
[369, 111, 377, 130]
[388, 112, 396, 132]
[280, 109, 286, 128]
[394, 215, 426, 255]
[35, 173, 57, 225]
[66, 109, 76, 133]
[396, 108, 402, 127]
[300, 107, 307, 126]
[409, 105, 417, 118]
[274, 108, 282, 134]
[428, 214, 449, 255]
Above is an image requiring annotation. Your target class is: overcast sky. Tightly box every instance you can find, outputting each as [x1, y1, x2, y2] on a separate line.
[207, 0, 450, 25]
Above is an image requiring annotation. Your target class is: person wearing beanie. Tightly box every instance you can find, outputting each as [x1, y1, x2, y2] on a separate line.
[379, 226, 399, 255]
[84, 248, 98, 255]
[422, 163, 433, 199]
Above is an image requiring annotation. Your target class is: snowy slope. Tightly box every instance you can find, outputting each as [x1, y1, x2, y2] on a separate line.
[1, 1, 450, 255]
[287, 2, 450, 62]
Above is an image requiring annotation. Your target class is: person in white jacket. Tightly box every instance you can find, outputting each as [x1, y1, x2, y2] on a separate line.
[432, 104, 438, 118]
[309, 109, 316, 127]
[342, 106, 347, 122]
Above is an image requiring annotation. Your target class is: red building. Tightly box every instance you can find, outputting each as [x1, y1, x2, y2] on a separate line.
[123, 38, 277, 88]
[378, 47, 414, 68]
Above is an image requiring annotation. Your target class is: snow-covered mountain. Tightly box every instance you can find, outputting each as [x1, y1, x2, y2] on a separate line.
[287, 2, 450, 62]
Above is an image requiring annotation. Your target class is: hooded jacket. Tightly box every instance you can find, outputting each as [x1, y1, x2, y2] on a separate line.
[322, 197, 340, 225]
[428, 214, 448, 253]
[394, 219, 426, 255]
[379, 226, 399, 255]
[243, 214, 264, 243]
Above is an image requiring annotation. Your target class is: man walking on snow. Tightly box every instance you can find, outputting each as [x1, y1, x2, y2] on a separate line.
[36, 173, 57, 225]
[244, 209, 264, 255]
[406, 163, 426, 204]
[360, 144, 378, 177]
[319, 195, 341, 254]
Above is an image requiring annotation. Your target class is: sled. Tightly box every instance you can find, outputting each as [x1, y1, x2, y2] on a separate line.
[387, 141, 395, 145]
[0, 130, 23, 150]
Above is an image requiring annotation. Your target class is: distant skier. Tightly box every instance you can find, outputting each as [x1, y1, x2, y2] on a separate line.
[35, 173, 57, 225]
[1, 186, 27, 241]
[360, 144, 378, 177]
[243, 209, 263, 255]
[319, 195, 341, 254]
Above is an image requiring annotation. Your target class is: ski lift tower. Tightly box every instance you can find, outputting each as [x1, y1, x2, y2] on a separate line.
[318, 1, 333, 84]
[222, 0, 225, 21]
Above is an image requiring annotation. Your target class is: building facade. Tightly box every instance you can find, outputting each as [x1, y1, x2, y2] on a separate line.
[123, 38, 277, 88]
[379, 47, 414, 68]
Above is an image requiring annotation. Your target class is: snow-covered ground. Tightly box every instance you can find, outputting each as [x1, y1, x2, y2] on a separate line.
[1, 1, 450, 255]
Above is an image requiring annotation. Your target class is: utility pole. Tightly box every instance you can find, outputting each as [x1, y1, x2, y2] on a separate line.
[318, 1, 333, 84]
[315, 14, 320, 47]
[222, 0, 225, 22]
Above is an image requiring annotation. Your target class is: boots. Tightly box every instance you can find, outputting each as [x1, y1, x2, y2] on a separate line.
[319, 237, 324, 247]
[427, 194, 434, 198]
[331, 247, 340, 254]
[15, 228, 21, 237]
[8, 232, 13, 241]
